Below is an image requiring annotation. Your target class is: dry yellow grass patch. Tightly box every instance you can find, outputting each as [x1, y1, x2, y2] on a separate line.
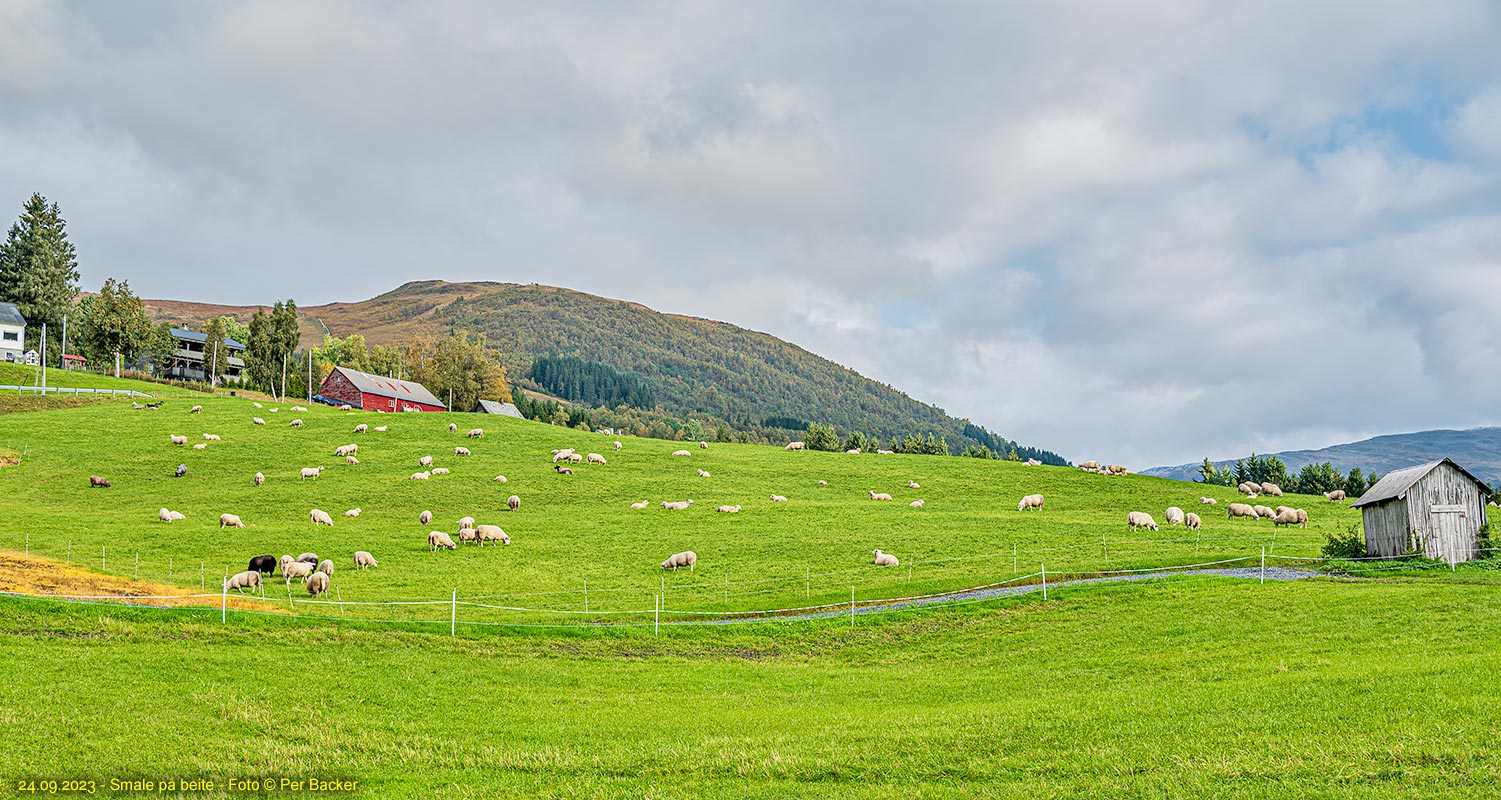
[0, 549, 286, 612]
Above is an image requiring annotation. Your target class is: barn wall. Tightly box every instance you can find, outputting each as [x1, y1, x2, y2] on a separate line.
[1362, 500, 1411, 558]
[1406, 462, 1484, 564]
[319, 370, 365, 408]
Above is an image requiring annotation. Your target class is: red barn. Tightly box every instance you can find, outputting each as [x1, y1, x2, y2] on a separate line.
[318, 366, 447, 413]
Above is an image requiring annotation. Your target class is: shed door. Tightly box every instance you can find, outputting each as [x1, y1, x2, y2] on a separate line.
[1429, 505, 1467, 564]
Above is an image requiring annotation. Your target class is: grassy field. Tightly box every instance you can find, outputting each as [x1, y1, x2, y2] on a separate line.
[0, 361, 212, 397]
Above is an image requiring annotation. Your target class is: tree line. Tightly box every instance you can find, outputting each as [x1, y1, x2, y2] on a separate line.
[1198, 454, 1380, 497]
[528, 355, 655, 410]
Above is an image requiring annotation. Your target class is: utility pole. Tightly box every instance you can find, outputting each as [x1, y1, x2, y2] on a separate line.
[39, 322, 46, 392]
[60, 314, 67, 370]
[307, 353, 313, 402]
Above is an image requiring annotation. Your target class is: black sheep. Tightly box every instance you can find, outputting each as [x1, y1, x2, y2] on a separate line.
[247, 554, 277, 575]
[175, 463, 187, 478]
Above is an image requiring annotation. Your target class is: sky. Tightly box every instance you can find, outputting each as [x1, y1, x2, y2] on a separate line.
[3, 1, 1500, 469]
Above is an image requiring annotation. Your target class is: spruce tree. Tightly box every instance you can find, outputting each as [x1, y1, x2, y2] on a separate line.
[0, 193, 81, 346]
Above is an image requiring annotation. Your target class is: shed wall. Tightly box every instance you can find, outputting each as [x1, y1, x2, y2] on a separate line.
[1405, 462, 1486, 564]
[1362, 500, 1411, 558]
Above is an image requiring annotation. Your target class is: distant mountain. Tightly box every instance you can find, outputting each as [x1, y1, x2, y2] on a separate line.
[1143, 427, 1501, 486]
[143, 280, 1064, 461]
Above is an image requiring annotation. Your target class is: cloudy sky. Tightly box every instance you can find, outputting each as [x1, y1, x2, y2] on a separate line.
[4, 1, 1500, 468]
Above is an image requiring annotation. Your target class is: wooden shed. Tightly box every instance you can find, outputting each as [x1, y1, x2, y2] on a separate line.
[1351, 458, 1491, 564]
[317, 366, 446, 413]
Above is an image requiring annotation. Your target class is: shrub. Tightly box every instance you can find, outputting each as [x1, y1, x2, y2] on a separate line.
[1322, 524, 1366, 560]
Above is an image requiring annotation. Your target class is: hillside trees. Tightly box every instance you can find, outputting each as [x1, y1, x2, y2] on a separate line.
[529, 356, 655, 410]
[1290, 462, 1345, 496]
[0, 193, 80, 349]
[77, 278, 154, 374]
[805, 423, 840, 452]
[201, 316, 229, 385]
[1198, 458, 1237, 486]
[245, 300, 300, 398]
[406, 332, 510, 410]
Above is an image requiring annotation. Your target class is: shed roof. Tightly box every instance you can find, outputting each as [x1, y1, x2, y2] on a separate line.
[473, 399, 524, 417]
[1350, 458, 1492, 509]
[170, 327, 246, 350]
[328, 366, 445, 409]
[0, 302, 25, 327]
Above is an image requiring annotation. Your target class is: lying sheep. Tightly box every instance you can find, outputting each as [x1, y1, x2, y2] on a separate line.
[716, 505, 741, 513]
[908, 481, 920, 489]
[785, 441, 805, 451]
[770, 495, 788, 502]
[613, 441, 623, 451]
[494, 475, 508, 483]
[661, 551, 697, 571]
[317, 558, 334, 576]
[454, 447, 471, 456]
[300, 466, 324, 481]
[252, 417, 266, 426]
[344, 508, 361, 517]
[508, 495, 520, 511]
[1185, 512, 1202, 531]
[419, 455, 434, 467]
[817, 480, 827, 486]
[430, 467, 451, 475]
[291, 406, 308, 412]
[630, 500, 650, 509]
[878, 449, 895, 455]
[254, 472, 265, 487]
[219, 513, 245, 529]
[253, 402, 262, 409]
[429, 531, 457, 550]
[1227, 502, 1257, 520]
[89, 475, 111, 488]
[909, 499, 924, 508]
[588, 453, 606, 465]
[1200, 497, 1217, 505]
[873, 549, 900, 567]
[249, 554, 276, 574]
[374, 425, 387, 432]
[346, 456, 359, 465]
[672, 450, 692, 457]
[306, 571, 330, 597]
[289, 419, 303, 427]
[283, 561, 315, 582]
[225, 570, 261, 593]
[354, 423, 368, 434]
[869, 491, 893, 501]
[354, 551, 377, 569]
[661, 500, 692, 511]
[1126, 511, 1159, 531]
[846, 449, 861, 454]
[1164, 507, 1185, 526]
[203, 433, 221, 441]
[467, 428, 484, 438]
[169, 510, 186, 521]
[419, 510, 433, 525]
[1324, 490, 1346, 503]
[309, 509, 334, 527]
[410, 471, 431, 480]
[554, 466, 573, 475]
[475, 524, 510, 546]
[170, 435, 188, 445]
[1017, 494, 1044, 512]
[697, 469, 711, 478]
[193, 443, 208, 450]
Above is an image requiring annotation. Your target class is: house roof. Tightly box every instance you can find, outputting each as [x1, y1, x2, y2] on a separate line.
[473, 399, 524, 417]
[170, 327, 245, 350]
[0, 302, 25, 327]
[1350, 458, 1493, 509]
[328, 366, 445, 409]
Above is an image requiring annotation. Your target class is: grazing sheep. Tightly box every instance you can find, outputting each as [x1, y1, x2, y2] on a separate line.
[169, 510, 186, 521]
[588, 453, 606, 465]
[1227, 502, 1257, 520]
[300, 466, 324, 481]
[338, 404, 352, 410]
[429, 531, 457, 550]
[699, 441, 709, 449]
[672, 450, 692, 457]
[869, 491, 893, 501]
[296, 552, 319, 565]
[1017, 494, 1045, 512]
[346, 456, 359, 465]
[317, 558, 334, 576]
[309, 509, 334, 527]
[306, 571, 330, 597]
[908, 481, 920, 489]
[454, 446, 471, 456]
[1108, 465, 1128, 475]
[89, 475, 111, 488]
[289, 419, 303, 427]
[1272, 509, 1304, 528]
[770, 495, 788, 502]
[334, 444, 358, 457]
[354, 423, 368, 433]
[1260, 482, 1283, 497]
[1126, 511, 1159, 531]
[1238, 482, 1260, 496]
[661, 551, 697, 571]
[697, 469, 711, 478]
[193, 443, 208, 450]
[552, 449, 575, 462]
[458, 527, 478, 544]
[555, 466, 574, 475]
[175, 464, 188, 478]
[507, 495, 520, 511]
[354, 551, 377, 569]
[1185, 512, 1202, 531]
[1200, 497, 1217, 505]
[454, 516, 475, 531]
[410, 471, 432, 480]
[449, 423, 458, 433]
[225, 570, 261, 593]
[372, 425, 387, 432]
[283, 561, 315, 582]
[785, 441, 805, 451]
[630, 500, 650, 509]
[219, 513, 245, 529]
[202, 433, 221, 441]
[254, 472, 265, 487]
[344, 508, 362, 517]
[613, 441, 623, 451]
[1324, 490, 1347, 502]
[170, 434, 188, 445]
[253, 402, 262, 409]
[1253, 505, 1277, 520]
[910, 500, 925, 508]
[1079, 460, 1101, 470]
[158, 507, 174, 523]
[467, 428, 484, 438]
[252, 417, 266, 425]
[716, 505, 741, 513]
[1164, 507, 1186, 526]
[567, 453, 583, 463]
[430, 467, 451, 475]
[475, 524, 510, 546]
[278, 554, 295, 574]
[873, 549, 900, 567]
[248, 554, 276, 574]
[419, 455, 434, 467]
[420, 510, 433, 525]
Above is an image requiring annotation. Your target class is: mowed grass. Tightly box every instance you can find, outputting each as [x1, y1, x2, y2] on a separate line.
[0, 391, 1363, 622]
[0, 362, 207, 396]
[2, 577, 1498, 798]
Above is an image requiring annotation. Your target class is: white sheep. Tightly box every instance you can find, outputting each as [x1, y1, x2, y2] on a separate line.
[1272, 509, 1303, 528]
[699, 441, 708, 449]
[661, 500, 693, 511]
[338, 404, 353, 411]
[457, 516, 476, 529]
[169, 510, 186, 521]
[630, 500, 650, 509]
[429, 531, 457, 550]
[716, 505, 741, 513]
[291, 406, 308, 412]
[253, 402, 262, 409]
[278, 554, 295, 574]
[283, 561, 315, 581]
[344, 508, 362, 517]
[475, 524, 510, 546]
[1079, 460, 1101, 470]
[770, 495, 788, 502]
[157, 507, 173, 523]
[306, 571, 330, 597]
[785, 441, 805, 451]
[419, 455, 434, 467]
[467, 428, 484, 438]
[1126, 511, 1159, 531]
[567, 453, 583, 463]
[458, 527, 478, 544]
[1260, 482, 1284, 497]
[448, 422, 458, 432]
[354, 423, 368, 433]
[254, 472, 265, 487]
[419, 510, 433, 525]
[552, 449, 575, 462]
[908, 481, 920, 489]
[309, 509, 334, 527]
[588, 453, 606, 465]
[374, 425, 387, 432]
[289, 419, 303, 427]
[454, 446, 471, 456]
[1017, 494, 1044, 512]
[354, 551, 378, 569]
[334, 444, 356, 457]
[1185, 512, 1202, 531]
[494, 475, 508, 483]
[300, 466, 324, 481]
[672, 450, 692, 457]
[1200, 497, 1217, 505]
[430, 467, 450, 475]
[817, 480, 827, 486]
[317, 558, 334, 576]
[1164, 507, 1186, 526]
[193, 443, 208, 450]
[190, 405, 202, 413]
[1227, 502, 1257, 520]
[252, 417, 266, 426]
[868, 491, 893, 501]
[697, 469, 711, 478]
[346, 456, 359, 465]
[877, 449, 894, 455]
[1323, 490, 1347, 503]
[507, 495, 520, 511]
[846, 449, 861, 454]
[203, 433, 221, 441]
[410, 471, 431, 480]
[219, 513, 245, 529]
[1253, 505, 1277, 519]
[224, 570, 261, 593]
[873, 549, 900, 567]
[909, 500, 924, 508]
[661, 551, 697, 571]
[613, 441, 623, 451]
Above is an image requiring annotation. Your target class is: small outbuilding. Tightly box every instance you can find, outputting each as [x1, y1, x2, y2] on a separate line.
[1351, 458, 1491, 564]
[472, 399, 524, 418]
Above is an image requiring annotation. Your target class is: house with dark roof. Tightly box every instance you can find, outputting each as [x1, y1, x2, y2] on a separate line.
[162, 327, 246, 382]
[1351, 458, 1491, 564]
[473, 399, 524, 417]
[0, 302, 25, 361]
[318, 366, 446, 413]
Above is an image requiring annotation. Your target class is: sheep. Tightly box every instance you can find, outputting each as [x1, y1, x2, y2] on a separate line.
[1297, 508, 1309, 525]
[1108, 464, 1128, 475]
[354, 423, 368, 433]
[193, 443, 207, 450]
[817, 480, 827, 486]
[1017, 494, 1045, 512]
[661, 551, 697, 571]
[418, 455, 434, 467]
[253, 402, 262, 409]
[1272, 509, 1303, 528]
[672, 450, 692, 457]
[317, 558, 334, 576]
[910, 500, 925, 508]
[630, 500, 650, 510]
[1079, 460, 1101, 470]
[552, 449, 575, 463]
[1227, 502, 1257, 520]
[306, 571, 330, 597]
[254, 472, 265, 487]
[334, 444, 357, 457]
[158, 507, 174, 523]
[1164, 507, 1186, 526]
[846, 449, 861, 455]
[613, 441, 623, 451]
[1253, 505, 1277, 520]
[1238, 482, 1260, 496]
[699, 441, 709, 450]
[467, 428, 484, 438]
[410, 471, 431, 480]
[716, 505, 741, 513]
[346, 456, 359, 465]
[419, 510, 433, 525]
[697, 469, 711, 478]
[1200, 497, 1217, 505]
[507, 495, 520, 511]
[338, 404, 352, 411]
[248, 554, 276, 574]
[448, 422, 458, 432]
[291, 406, 308, 412]
[661, 500, 693, 511]
[878, 449, 895, 455]
[170, 434, 188, 445]
[770, 495, 788, 502]
[203, 433, 221, 441]
[1126, 511, 1159, 531]
[873, 549, 900, 567]
[219, 513, 245, 529]
[354, 551, 377, 569]
[374, 425, 387, 432]
[344, 508, 361, 517]
[454, 516, 475, 531]
[269, 408, 278, 412]
[289, 419, 303, 427]
[587, 453, 606, 465]
[1260, 482, 1284, 497]
[297, 552, 320, 565]
[554, 466, 574, 475]
[1324, 490, 1347, 503]
[278, 554, 295, 574]
[908, 481, 920, 489]
[454, 446, 471, 456]
[785, 441, 805, 451]
[475, 524, 510, 546]
[252, 417, 266, 426]
[283, 561, 315, 582]
[429, 531, 457, 550]
[1185, 512, 1202, 531]
[309, 508, 335, 527]
[430, 467, 451, 476]
[89, 475, 111, 488]
[169, 510, 186, 521]
[494, 475, 508, 483]
[869, 491, 893, 501]
[300, 466, 324, 481]
[567, 453, 583, 463]
[225, 570, 261, 593]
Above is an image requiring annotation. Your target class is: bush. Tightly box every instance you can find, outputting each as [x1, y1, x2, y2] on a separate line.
[1478, 523, 1495, 560]
[1322, 524, 1366, 560]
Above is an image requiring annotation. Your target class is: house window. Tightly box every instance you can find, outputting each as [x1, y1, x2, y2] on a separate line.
[2, 331, 17, 341]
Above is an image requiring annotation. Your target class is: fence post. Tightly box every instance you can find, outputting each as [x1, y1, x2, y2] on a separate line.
[1102, 531, 1108, 565]
[336, 586, 344, 615]
[221, 580, 227, 623]
[1260, 546, 1266, 585]
[200, 561, 204, 590]
[1041, 563, 1047, 600]
[169, 556, 172, 583]
[805, 567, 810, 598]
[850, 587, 855, 627]
[451, 588, 457, 636]
[135, 551, 139, 581]
[286, 579, 294, 610]
[654, 594, 660, 636]
[584, 579, 588, 613]
[102, 545, 106, 572]
[1013, 542, 1017, 574]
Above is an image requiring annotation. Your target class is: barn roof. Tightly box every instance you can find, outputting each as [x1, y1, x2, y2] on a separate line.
[0, 302, 25, 327]
[473, 399, 523, 417]
[328, 366, 445, 409]
[1350, 458, 1492, 509]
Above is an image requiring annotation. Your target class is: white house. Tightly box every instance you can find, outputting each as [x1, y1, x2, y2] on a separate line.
[0, 302, 24, 362]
